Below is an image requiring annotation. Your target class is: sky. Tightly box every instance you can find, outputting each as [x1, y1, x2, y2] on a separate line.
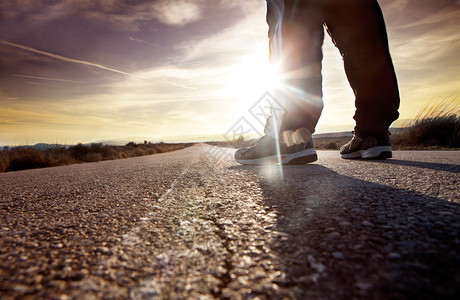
[0, 0, 459, 145]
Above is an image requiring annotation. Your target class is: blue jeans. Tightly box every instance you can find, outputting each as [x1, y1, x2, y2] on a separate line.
[267, 0, 400, 137]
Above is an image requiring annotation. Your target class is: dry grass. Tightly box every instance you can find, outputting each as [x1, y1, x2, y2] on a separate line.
[392, 99, 460, 149]
[0, 142, 193, 172]
[313, 136, 351, 150]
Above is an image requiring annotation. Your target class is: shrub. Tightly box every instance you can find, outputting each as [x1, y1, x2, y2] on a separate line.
[146, 149, 158, 155]
[82, 152, 102, 162]
[69, 143, 90, 161]
[89, 143, 104, 154]
[46, 147, 75, 166]
[0, 151, 9, 172]
[86, 143, 116, 160]
[126, 142, 138, 148]
[133, 148, 145, 156]
[0, 142, 192, 172]
[325, 141, 338, 150]
[101, 146, 117, 159]
[7, 147, 51, 171]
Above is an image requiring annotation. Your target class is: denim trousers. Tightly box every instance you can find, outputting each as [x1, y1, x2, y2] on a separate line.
[266, 0, 400, 137]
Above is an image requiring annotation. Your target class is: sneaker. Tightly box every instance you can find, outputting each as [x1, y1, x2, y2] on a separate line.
[234, 133, 317, 165]
[340, 132, 392, 159]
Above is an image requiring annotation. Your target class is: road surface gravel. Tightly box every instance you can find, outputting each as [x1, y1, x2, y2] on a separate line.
[0, 144, 459, 299]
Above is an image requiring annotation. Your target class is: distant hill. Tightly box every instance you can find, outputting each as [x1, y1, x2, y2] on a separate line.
[1, 143, 69, 150]
[313, 131, 353, 138]
[32, 143, 69, 150]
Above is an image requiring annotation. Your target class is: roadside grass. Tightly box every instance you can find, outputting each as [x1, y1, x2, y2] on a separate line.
[392, 99, 460, 149]
[313, 136, 350, 150]
[0, 142, 193, 172]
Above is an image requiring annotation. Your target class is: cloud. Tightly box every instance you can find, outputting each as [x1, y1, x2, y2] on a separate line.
[1, 40, 133, 77]
[378, 0, 460, 119]
[0, 0, 268, 144]
[0, 0, 236, 33]
[1, 0, 150, 32]
[400, 6, 460, 28]
[173, 5, 268, 66]
[7, 0, 459, 144]
[129, 36, 156, 46]
[95, 2, 271, 138]
[383, 0, 410, 13]
[150, 0, 203, 26]
[0, 0, 124, 15]
[12, 74, 87, 84]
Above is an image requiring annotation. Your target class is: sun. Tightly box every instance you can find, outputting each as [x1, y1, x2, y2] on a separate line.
[224, 50, 280, 104]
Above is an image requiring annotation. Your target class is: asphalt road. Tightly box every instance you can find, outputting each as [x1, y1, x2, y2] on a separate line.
[0, 144, 459, 299]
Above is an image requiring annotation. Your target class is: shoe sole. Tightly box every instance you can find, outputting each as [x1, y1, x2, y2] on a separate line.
[236, 148, 318, 165]
[341, 146, 392, 160]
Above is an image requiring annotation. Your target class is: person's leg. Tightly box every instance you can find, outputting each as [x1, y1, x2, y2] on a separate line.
[234, 0, 321, 165]
[269, 0, 325, 135]
[323, 0, 400, 138]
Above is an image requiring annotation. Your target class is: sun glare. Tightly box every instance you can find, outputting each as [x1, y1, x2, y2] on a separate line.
[225, 51, 280, 104]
